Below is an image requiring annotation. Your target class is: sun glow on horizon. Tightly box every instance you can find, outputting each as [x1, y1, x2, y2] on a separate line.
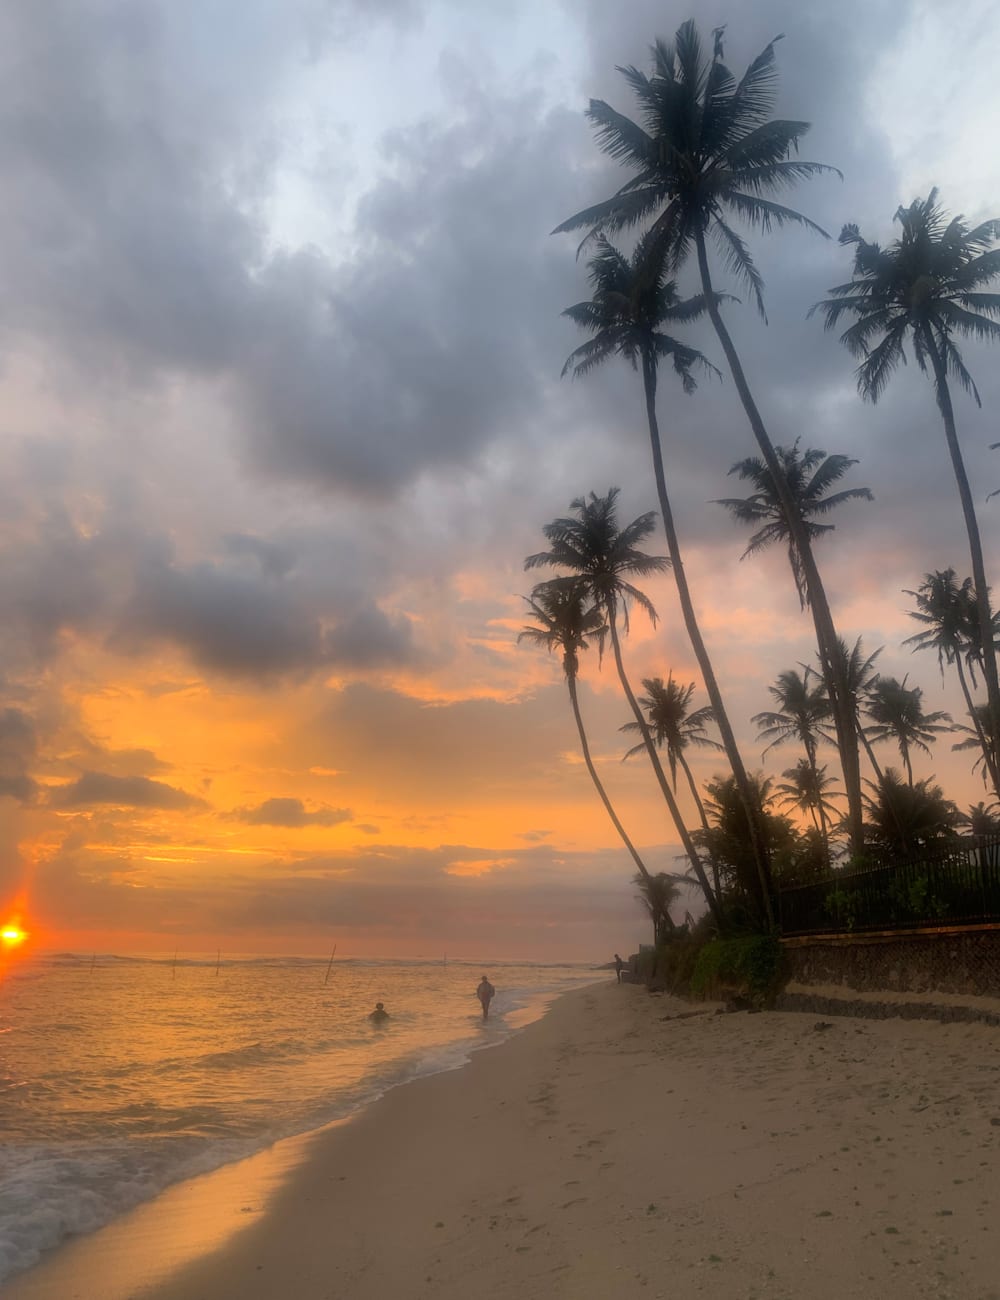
[1, 924, 28, 948]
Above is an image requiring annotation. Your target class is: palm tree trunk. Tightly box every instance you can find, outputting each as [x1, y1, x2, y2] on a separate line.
[954, 654, 995, 789]
[901, 738, 913, 786]
[858, 714, 884, 783]
[606, 607, 724, 928]
[923, 329, 1000, 803]
[676, 748, 721, 898]
[565, 672, 653, 883]
[640, 352, 774, 929]
[695, 230, 866, 860]
[804, 737, 830, 855]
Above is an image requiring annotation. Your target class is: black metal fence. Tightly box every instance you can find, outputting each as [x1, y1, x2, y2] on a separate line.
[778, 836, 1000, 936]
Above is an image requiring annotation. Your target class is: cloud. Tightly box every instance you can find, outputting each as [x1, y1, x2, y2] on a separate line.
[50, 771, 208, 810]
[0, 707, 37, 803]
[232, 797, 352, 828]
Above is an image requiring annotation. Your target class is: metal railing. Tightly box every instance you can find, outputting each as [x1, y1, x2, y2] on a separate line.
[777, 836, 1000, 936]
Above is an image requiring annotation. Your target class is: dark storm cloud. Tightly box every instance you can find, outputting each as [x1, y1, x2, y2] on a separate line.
[232, 797, 352, 827]
[0, 0, 590, 503]
[324, 603, 423, 669]
[0, 707, 38, 803]
[114, 554, 426, 677]
[233, 97, 589, 493]
[115, 555, 328, 678]
[50, 771, 208, 810]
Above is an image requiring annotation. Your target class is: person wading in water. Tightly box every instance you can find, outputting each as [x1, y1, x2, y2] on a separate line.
[476, 975, 495, 1020]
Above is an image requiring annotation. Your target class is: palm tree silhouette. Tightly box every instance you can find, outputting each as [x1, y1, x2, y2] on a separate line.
[829, 636, 886, 783]
[633, 870, 680, 945]
[904, 569, 1000, 796]
[553, 20, 863, 857]
[753, 666, 836, 847]
[775, 759, 840, 856]
[952, 704, 998, 790]
[561, 233, 772, 921]
[863, 675, 953, 786]
[814, 190, 1000, 807]
[526, 490, 722, 923]
[959, 800, 1000, 836]
[519, 580, 654, 883]
[717, 441, 872, 609]
[621, 674, 723, 896]
[862, 768, 960, 861]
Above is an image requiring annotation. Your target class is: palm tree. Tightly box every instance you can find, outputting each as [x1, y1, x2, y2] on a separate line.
[952, 704, 998, 790]
[904, 569, 1000, 796]
[717, 443, 869, 848]
[561, 233, 775, 918]
[863, 768, 960, 861]
[695, 772, 804, 909]
[633, 870, 680, 945]
[863, 675, 953, 786]
[775, 759, 841, 855]
[519, 580, 655, 883]
[525, 490, 723, 924]
[553, 20, 863, 857]
[718, 441, 873, 608]
[830, 636, 886, 783]
[621, 673, 723, 895]
[814, 190, 1000, 802]
[959, 800, 1000, 836]
[753, 666, 836, 846]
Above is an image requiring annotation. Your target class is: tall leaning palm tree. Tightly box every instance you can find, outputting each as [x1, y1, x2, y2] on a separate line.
[718, 442, 873, 609]
[904, 569, 1000, 796]
[814, 190, 1000, 802]
[561, 232, 772, 921]
[553, 20, 864, 857]
[525, 490, 722, 924]
[519, 580, 654, 883]
[863, 675, 953, 787]
[621, 674, 723, 896]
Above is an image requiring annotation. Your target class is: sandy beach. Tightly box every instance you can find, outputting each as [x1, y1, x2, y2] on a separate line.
[8, 981, 1000, 1300]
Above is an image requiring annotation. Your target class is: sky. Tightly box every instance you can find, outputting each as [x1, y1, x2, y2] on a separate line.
[1, 0, 1000, 961]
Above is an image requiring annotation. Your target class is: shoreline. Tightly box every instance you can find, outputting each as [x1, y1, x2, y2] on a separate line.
[9, 981, 1000, 1299]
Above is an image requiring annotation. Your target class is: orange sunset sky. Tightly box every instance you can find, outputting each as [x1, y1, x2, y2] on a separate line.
[2, 0, 1000, 961]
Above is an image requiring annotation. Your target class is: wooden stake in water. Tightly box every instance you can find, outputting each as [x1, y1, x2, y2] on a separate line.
[172, 950, 177, 980]
[324, 944, 337, 986]
[90, 952, 96, 973]
[215, 949, 221, 977]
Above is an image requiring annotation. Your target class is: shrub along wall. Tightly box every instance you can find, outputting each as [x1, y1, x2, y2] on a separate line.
[781, 925, 1000, 998]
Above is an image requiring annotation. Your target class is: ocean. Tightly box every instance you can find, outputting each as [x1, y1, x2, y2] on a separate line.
[0, 951, 600, 1286]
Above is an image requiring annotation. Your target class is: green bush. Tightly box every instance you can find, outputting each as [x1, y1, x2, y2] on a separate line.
[690, 935, 784, 1004]
[823, 888, 859, 931]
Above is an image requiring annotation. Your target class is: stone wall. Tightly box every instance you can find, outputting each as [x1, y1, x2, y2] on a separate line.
[781, 925, 1000, 997]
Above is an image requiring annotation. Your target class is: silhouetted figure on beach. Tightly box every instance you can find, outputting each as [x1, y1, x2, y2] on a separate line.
[368, 1001, 389, 1023]
[614, 953, 624, 983]
[477, 975, 495, 1020]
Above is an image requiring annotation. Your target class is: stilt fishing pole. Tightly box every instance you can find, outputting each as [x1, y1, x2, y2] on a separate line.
[324, 943, 337, 986]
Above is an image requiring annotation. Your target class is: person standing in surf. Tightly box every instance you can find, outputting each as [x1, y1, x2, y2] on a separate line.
[476, 975, 495, 1020]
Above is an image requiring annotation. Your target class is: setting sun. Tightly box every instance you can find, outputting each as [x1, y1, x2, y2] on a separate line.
[1, 925, 27, 948]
